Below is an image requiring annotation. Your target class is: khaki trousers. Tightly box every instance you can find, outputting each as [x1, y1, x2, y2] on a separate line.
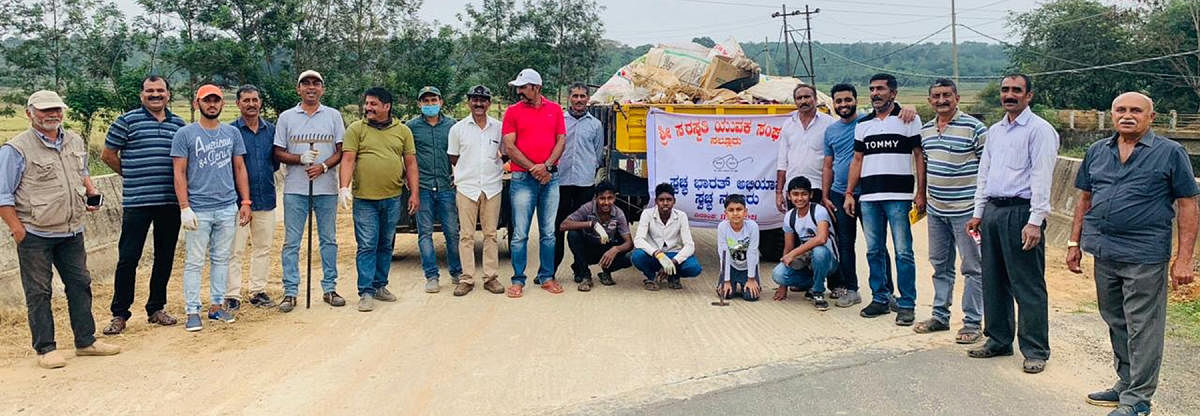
[457, 191, 501, 284]
[226, 208, 275, 299]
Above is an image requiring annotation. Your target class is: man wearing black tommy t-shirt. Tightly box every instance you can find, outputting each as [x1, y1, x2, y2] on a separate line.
[844, 73, 926, 327]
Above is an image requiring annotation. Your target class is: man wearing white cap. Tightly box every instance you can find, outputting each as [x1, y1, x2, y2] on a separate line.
[273, 70, 346, 312]
[502, 68, 568, 297]
[0, 90, 121, 368]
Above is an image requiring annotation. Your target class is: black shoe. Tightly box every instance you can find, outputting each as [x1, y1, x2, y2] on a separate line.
[789, 285, 804, 292]
[278, 296, 297, 313]
[889, 298, 900, 313]
[597, 272, 616, 286]
[667, 278, 683, 290]
[967, 344, 1014, 358]
[249, 292, 276, 308]
[1108, 402, 1151, 416]
[224, 298, 241, 312]
[1086, 389, 1120, 407]
[895, 308, 915, 326]
[803, 291, 814, 302]
[860, 301, 891, 318]
[812, 293, 829, 311]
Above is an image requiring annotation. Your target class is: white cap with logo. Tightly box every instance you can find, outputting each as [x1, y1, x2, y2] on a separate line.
[508, 68, 543, 87]
[27, 90, 68, 110]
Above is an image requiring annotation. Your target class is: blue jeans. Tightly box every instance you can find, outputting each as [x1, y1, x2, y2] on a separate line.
[718, 268, 758, 301]
[417, 188, 462, 280]
[354, 196, 402, 296]
[770, 245, 837, 294]
[509, 171, 560, 285]
[183, 205, 237, 314]
[861, 200, 916, 309]
[630, 249, 703, 281]
[281, 194, 339, 297]
[928, 213, 984, 327]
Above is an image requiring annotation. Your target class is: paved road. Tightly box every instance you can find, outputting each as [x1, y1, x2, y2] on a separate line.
[0, 220, 1196, 416]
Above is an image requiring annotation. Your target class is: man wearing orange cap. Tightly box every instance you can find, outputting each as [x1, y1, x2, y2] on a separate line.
[170, 85, 252, 331]
[0, 90, 122, 368]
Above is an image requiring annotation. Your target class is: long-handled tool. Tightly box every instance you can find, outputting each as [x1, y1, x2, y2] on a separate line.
[306, 135, 314, 309]
[711, 256, 729, 307]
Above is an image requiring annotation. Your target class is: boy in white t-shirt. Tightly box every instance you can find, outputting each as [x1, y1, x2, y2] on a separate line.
[771, 177, 839, 310]
[716, 194, 761, 301]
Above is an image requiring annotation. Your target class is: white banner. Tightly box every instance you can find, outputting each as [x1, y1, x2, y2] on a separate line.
[646, 109, 789, 229]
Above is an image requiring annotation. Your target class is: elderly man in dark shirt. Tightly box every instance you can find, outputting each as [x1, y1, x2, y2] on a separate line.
[1068, 92, 1199, 416]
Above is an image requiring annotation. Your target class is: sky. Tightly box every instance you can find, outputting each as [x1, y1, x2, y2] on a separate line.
[113, 0, 1043, 46]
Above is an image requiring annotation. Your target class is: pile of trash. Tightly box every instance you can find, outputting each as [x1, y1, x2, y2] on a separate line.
[591, 37, 831, 108]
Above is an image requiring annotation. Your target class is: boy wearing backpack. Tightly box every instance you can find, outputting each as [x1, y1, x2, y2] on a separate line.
[771, 176, 838, 310]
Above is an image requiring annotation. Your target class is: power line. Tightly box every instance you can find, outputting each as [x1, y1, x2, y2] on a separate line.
[862, 24, 951, 63]
[810, 41, 1200, 79]
[957, 23, 1191, 79]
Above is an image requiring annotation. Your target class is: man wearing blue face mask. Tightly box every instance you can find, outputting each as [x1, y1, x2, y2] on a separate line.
[406, 86, 462, 293]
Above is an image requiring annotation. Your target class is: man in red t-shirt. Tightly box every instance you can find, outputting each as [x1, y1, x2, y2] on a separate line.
[501, 68, 567, 298]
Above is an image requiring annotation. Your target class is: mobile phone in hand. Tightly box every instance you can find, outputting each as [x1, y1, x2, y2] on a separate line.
[87, 194, 103, 207]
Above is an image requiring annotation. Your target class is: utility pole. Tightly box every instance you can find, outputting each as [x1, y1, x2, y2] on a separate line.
[772, 5, 819, 84]
[950, 0, 959, 83]
[764, 36, 773, 76]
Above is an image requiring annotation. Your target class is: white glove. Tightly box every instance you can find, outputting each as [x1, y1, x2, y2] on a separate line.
[299, 149, 320, 164]
[180, 207, 198, 231]
[592, 221, 609, 244]
[339, 187, 352, 210]
[656, 253, 677, 275]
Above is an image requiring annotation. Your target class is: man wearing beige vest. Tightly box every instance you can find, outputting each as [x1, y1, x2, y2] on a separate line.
[0, 91, 121, 369]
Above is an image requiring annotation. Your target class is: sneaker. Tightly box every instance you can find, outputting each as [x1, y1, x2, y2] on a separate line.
[278, 296, 297, 313]
[896, 308, 915, 326]
[76, 341, 121, 356]
[373, 287, 398, 302]
[889, 297, 900, 313]
[425, 278, 440, 293]
[597, 272, 616, 286]
[835, 290, 862, 308]
[323, 291, 346, 307]
[860, 301, 891, 318]
[209, 305, 235, 323]
[667, 278, 683, 290]
[224, 298, 241, 312]
[185, 314, 203, 332]
[804, 291, 814, 302]
[1107, 403, 1151, 416]
[358, 295, 374, 312]
[1086, 389, 1120, 407]
[812, 293, 829, 311]
[37, 350, 66, 369]
[249, 292, 275, 308]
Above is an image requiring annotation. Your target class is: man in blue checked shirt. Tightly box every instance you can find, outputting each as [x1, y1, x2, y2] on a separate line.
[554, 83, 605, 279]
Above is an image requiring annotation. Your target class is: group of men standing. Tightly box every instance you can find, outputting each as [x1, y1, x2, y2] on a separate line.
[772, 72, 1195, 416]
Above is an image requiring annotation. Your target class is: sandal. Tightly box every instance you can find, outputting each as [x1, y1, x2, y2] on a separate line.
[913, 318, 950, 334]
[540, 280, 564, 294]
[506, 284, 524, 298]
[578, 278, 593, 292]
[644, 280, 660, 291]
[956, 327, 983, 344]
[1023, 358, 1047, 374]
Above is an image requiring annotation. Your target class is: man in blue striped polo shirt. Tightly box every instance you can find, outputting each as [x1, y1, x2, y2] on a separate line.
[914, 78, 987, 343]
[100, 75, 187, 334]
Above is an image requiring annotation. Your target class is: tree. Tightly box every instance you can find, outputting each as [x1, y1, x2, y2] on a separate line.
[525, 0, 606, 100]
[1009, 0, 1141, 109]
[1139, 0, 1200, 111]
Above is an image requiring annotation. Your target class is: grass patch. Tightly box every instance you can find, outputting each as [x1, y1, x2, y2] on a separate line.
[1167, 298, 1200, 343]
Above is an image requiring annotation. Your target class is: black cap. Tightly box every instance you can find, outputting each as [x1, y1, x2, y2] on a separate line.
[466, 85, 492, 99]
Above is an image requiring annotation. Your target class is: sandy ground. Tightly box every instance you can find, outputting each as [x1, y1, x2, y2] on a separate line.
[0, 208, 1196, 415]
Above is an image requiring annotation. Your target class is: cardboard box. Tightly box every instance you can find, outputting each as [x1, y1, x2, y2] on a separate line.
[700, 55, 751, 90]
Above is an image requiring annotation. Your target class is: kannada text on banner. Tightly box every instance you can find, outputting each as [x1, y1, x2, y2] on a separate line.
[646, 109, 790, 229]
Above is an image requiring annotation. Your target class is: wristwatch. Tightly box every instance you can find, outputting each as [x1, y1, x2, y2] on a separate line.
[321, 162, 329, 173]
[1066, 240, 1079, 248]
[546, 165, 558, 174]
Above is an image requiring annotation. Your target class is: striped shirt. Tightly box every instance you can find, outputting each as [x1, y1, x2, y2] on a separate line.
[104, 107, 187, 207]
[920, 110, 987, 217]
[854, 105, 922, 202]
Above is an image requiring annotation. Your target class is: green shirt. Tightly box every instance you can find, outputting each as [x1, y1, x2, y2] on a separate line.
[343, 119, 416, 200]
[406, 114, 456, 191]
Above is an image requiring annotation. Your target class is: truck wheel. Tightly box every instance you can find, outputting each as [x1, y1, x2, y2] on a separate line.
[759, 228, 784, 261]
